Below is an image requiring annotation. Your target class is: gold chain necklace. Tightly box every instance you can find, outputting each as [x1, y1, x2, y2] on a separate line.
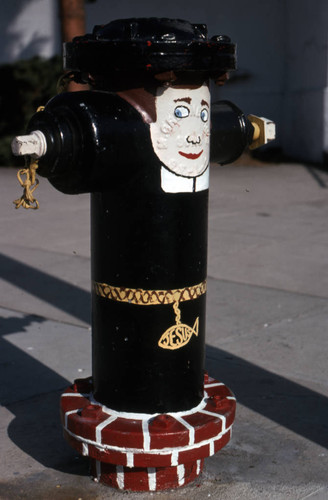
[93, 280, 206, 350]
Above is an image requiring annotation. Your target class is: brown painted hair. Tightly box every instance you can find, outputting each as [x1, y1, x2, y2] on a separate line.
[117, 74, 208, 124]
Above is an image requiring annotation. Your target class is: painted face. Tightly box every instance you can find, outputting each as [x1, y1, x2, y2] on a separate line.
[150, 84, 210, 178]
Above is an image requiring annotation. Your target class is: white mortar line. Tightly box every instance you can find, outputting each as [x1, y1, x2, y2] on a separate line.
[199, 409, 226, 432]
[65, 409, 79, 428]
[148, 467, 157, 491]
[95, 415, 117, 444]
[82, 443, 89, 456]
[61, 392, 89, 398]
[116, 465, 124, 489]
[142, 419, 151, 451]
[126, 452, 134, 468]
[173, 415, 195, 445]
[64, 424, 233, 455]
[96, 460, 101, 482]
[171, 449, 179, 466]
[177, 464, 185, 486]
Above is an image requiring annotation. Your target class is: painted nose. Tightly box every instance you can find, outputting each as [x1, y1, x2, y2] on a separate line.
[187, 133, 201, 145]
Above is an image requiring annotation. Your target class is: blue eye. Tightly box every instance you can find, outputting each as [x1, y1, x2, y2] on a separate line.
[200, 108, 208, 122]
[174, 105, 189, 118]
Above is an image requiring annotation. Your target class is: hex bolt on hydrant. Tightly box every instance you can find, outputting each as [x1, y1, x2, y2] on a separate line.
[12, 18, 275, 492]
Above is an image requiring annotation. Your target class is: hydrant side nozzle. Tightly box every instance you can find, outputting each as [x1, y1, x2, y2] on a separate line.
[210, 100, 256, 165]
[11, 130, 48, 159]
[248, 115, 276, 150]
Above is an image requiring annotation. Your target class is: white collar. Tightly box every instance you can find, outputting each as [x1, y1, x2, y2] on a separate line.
[160, 166, 209, 193]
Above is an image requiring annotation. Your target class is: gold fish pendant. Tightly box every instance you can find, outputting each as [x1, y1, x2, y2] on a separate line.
[158, 301, 199, 350]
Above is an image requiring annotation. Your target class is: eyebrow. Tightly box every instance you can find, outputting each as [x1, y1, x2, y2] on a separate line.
[201, 99, 209, 107]
[174, 97, 192, 104]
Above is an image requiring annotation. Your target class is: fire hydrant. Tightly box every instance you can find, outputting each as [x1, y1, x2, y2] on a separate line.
[12, 18, 275, 492]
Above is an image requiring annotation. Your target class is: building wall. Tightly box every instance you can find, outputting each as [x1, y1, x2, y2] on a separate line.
[0, 0, 60, 63]
[1, 0, 327, 163]
[282, 0, 328, 163]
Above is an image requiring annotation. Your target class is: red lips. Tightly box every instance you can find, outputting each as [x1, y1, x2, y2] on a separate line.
[179, 150, 203, 160]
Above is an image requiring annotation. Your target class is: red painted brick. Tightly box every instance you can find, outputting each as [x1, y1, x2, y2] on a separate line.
[149, 415, 189, 449]
[101, 418, 144, 449]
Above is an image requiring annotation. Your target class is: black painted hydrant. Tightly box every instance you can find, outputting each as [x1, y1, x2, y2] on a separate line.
[12, 18, 275, 491]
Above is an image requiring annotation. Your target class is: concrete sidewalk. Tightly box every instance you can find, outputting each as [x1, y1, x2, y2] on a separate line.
[0, 160, 327, 499]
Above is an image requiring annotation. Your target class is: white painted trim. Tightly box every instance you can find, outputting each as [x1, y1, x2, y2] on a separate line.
[199, 409, 226, 432]
[64, 423, 233, 456]
[160, 166, 209, 193]
[96, 460, 101, 482]
[126, 452, 134, 467]
[89, 392, 207, 419]
[142, 419, 151, 451]
[171, 449, 179, 466]
[173, 415, 195, 445]
[177, 464, 185, 486]
[61, 392, 89, 397]
[95, 415, 117, 444]
[64, 409, 79, 428]
[116, 465, 124, 489]
[148, 468, 157, 491]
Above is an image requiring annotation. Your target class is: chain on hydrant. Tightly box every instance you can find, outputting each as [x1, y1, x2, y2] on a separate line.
[13, 157, 40, 210]
[56, 71, 80, 93]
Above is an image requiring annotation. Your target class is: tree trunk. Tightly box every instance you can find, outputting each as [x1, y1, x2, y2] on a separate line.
[59, 0, 87, 91]
[59, 0, 86, 42]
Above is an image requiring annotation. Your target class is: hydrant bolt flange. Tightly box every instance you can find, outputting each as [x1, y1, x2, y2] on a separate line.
[60, 374, 236, 491]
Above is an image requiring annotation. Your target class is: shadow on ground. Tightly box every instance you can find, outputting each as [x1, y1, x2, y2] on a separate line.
[1, 253, 327, 478]
[206, 345, 328, 449]
[0, 252, 90, 324]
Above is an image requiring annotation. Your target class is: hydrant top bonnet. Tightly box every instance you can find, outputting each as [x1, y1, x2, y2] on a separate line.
[64, 17, 236, 82]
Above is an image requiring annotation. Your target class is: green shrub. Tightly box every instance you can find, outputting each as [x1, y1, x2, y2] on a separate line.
[0, 55, 63, 166]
